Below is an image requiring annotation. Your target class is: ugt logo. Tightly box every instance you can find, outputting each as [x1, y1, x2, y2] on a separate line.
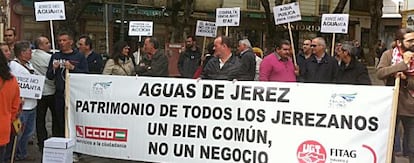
[297, 140, 326, 163]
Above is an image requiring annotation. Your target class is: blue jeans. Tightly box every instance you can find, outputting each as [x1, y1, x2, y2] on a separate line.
[16, 109, 36, 159]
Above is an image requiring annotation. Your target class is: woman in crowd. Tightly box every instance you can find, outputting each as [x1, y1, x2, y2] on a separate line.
[0, 49, 20, 161]
[102, 41, 136, 76]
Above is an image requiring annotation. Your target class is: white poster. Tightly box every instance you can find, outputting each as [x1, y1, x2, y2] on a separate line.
[128, 21, 153, 36]
[215, 7, 240, 26]
[321, 14, 349, 33]
[15, 74, 45, 99]
[69, 74, 394, 163]
[407, 14, 414, 30]
[34, 1, 66, 21]
[195, 20, 217, 37]
[273, 2, 302, 25]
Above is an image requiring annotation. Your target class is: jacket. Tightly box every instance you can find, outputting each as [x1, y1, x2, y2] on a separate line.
[301, 53, 338, 83]
[0, 77, 20, 145]
[178, 48, 201, 78]
[103, 58, 135, 76]
[336, 58, 371, 85]
[201, 54, 241, 80]
[238, 49, 256, 81]
[136, 50, 169, 77]
[377, 49, 414, 116]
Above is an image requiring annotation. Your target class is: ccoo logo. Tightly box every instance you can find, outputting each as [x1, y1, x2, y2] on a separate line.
[297, 140, 326, 163]
[75, 125, 128, 142]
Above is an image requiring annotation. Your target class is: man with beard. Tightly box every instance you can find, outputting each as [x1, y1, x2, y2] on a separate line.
[178, 36, 201, 78]
[377, 28, 414, 163]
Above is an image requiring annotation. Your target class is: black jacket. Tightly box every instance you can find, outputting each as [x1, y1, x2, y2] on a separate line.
[201, 54, 241, 80]
[237, 49, 256, 81]
[336, 58, 371, 85]
[301, 53, 338, 83]
[136, 50, 169, 77]
[86, 51, 103, 74]
[177, 48, 201, 78]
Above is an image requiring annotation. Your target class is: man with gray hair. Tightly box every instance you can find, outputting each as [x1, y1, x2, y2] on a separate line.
[237, 39, 256, 81]
[335, 42, 371, 85]
[300, 37, 338, 83]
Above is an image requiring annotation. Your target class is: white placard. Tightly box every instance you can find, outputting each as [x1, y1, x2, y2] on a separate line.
[195, 20, 217, 37]
[215, 7, 240, 26]
[128, 21, 153, 36]
[34, 1, 66, 21]
[321, 14, 349, 33]
[273, 2, 302, 25]
[15, 74, 45, 99]
[69, 74, 394, 163]
[407, 14, 414, 30]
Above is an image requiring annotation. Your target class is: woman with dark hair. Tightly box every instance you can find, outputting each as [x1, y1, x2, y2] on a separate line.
[102, 41, 135, 76]
[0, 50, 20, 162]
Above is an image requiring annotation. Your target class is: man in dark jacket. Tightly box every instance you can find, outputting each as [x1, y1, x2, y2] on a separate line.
[136, 37, 169, 77]
[46, 32, 88, 137]
[201, 36, 241, 80]
[335, 43, 371, 85]
[236, 39, 256, 81]
[78, 35, 103, 74]
[301, 37, 338, 83]
[178, 36, 201, 78]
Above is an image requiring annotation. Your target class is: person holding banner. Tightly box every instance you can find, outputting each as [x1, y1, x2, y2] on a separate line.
[259, 40, 297, 82]
[300, 37, 338, 83]
[335, 43, 371, 85]
[0, 49, 20, 163]
[201, 36, 241, 80]
[46, 32, 88, 137]
[377, 28, 414, 163]
[136, 37, 169, 77]
[178, 36, 201, 78]
[102, 41, 135, 76]
[7, 41, 37, 161]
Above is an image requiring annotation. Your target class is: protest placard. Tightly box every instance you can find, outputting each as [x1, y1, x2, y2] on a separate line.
[34, 1, 66, 21]
[321, 14, 349, 33]
[128, 21, 153, 36]
[273, 2, 301, 25]
[15, 74, 45, 99]
[195, 20, 217, 38]
[216, 7, 240, 27]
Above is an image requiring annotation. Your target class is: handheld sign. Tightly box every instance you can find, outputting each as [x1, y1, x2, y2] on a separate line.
[34, 1, 66, 21]
[273, 2, 301, 25]
[321, 14, 349, 33]
[128, 21, 153, 36]
[216, 7, 240, 27]
[195, 20, 217, 38]
[15, 74, 45, 99]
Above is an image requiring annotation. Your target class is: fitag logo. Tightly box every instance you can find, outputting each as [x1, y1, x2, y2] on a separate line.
[297, 140, 326, 163]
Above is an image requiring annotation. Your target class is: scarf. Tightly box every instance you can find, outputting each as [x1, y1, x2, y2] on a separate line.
[392, 47, 414, 96]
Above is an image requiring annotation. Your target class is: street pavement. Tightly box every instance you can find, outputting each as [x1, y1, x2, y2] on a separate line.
[16, 66, 408, 163]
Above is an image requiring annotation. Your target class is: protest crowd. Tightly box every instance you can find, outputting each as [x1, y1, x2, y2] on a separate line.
[0, 3, 414, 163]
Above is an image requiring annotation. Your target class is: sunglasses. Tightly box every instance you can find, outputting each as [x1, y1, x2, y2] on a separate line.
[310, 44, 318, 48]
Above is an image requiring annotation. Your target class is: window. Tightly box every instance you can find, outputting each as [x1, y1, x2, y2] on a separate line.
[247, 0, 260, 10]
[319, 0, 330, 14]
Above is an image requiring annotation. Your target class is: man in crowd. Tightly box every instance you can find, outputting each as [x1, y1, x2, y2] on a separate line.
[178, 36, 201, 78]
[296, 39, 312, 81]
[46, 32, 88, 137]
[335, 42, 371, 85]
[4, 28, 17, 59]
[78, 35, 103, 74]
[300, 37, 338, 83]
[236, 39, 256, 81]
[259, 40, 298, 82]
[201, 36, 241, 80]
[377, 28, 414, 163]
[136, 37, 169, 77]
[7, 41, 37, 161]
[31, 36, 57, 152]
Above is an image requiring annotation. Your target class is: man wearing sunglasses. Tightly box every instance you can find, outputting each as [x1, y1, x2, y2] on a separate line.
[300, 37, 338, 83]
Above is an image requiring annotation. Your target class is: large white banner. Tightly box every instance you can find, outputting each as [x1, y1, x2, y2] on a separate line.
[69, 74, 394, 163]
[15, 74, 45, 99]
[34, 1, 66, 21]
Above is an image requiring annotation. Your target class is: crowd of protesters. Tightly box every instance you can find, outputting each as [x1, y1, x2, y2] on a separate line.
[0, 27, 413, 163]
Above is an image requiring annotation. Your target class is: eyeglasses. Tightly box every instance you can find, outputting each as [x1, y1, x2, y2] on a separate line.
[310, 44, 318, 48]
[4, 35, 12, 37]
[303, 44, 309, 46]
